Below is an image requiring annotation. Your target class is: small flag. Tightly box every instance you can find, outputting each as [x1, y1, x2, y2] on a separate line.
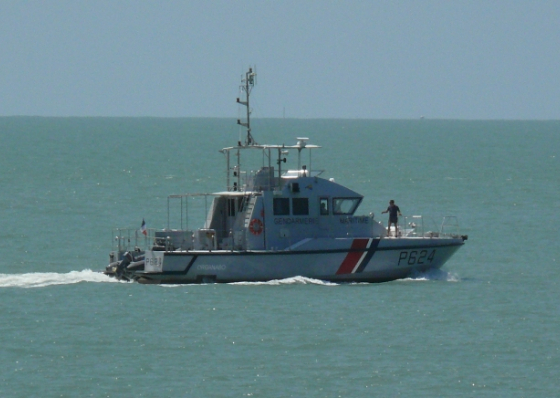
[141, 219, 147, 236]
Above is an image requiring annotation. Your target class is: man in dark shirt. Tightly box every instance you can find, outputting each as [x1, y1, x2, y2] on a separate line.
[382, 200, 402, 237]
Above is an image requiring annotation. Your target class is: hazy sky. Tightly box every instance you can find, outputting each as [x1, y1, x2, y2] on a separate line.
[1, 1, 558, 119]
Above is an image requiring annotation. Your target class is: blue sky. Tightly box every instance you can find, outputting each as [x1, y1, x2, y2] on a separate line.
[1, 1, 558, 119]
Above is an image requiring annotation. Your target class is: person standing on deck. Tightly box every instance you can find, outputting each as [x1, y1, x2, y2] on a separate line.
[382, 200, 402, 237]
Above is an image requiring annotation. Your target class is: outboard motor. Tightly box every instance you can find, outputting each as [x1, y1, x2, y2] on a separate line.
[115, 251, 134, 280]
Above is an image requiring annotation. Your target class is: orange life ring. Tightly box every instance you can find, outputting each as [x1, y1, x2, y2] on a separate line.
[249, 218, 263, 235]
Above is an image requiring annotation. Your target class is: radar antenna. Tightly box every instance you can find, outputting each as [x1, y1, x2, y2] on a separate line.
[236, 67, 257, 146]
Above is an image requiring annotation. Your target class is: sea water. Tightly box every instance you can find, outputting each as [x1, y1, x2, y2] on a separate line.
[0, 117, 559, 397]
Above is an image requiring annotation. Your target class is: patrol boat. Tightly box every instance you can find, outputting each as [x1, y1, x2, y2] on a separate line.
[105, 68, 467, 284]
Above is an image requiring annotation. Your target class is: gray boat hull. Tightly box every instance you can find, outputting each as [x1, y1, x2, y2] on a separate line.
[116, 237, 464, 284]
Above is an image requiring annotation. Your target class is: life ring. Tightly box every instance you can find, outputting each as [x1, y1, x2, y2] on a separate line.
[249, 218, 263, 235]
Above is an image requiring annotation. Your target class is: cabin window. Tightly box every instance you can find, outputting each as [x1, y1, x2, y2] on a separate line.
[292, 198, 309, 216]
[332, 198, 361, 215]
[227, 199, 236, 216]
[273, 198, 290, 215]
[319, 198, 329, 215]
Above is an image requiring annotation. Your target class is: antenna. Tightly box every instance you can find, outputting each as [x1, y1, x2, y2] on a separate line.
[236, 67, 257, 146]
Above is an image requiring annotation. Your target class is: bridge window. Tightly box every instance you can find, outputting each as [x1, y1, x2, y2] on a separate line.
[319, 198, 329, 215]
[273, 198, 290, 215]
[332, 198, 361, 215]
[228, 198, 237, 216]
[292, 198, 309, 215]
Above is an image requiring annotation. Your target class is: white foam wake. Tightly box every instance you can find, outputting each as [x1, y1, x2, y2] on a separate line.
[229, 276, 339, 286]
[400, 269, 461, 282]
[0, 270, 120, 288]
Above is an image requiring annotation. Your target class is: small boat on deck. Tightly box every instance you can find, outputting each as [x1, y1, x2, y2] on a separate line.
[104, 68, 467, 284]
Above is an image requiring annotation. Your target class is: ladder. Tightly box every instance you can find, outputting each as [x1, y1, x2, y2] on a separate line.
[244, 196, 256, 228]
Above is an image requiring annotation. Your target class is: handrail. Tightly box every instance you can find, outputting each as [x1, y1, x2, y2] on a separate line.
[376, 214, 461, 238]
[440, 216, 460, 236]
[111, 227, 153, 253]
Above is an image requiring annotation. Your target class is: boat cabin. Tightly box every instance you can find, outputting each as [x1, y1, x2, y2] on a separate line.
[157, 137, 386, 252]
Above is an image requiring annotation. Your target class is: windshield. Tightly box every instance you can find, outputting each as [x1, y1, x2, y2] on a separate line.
[332, 198, 361, 215]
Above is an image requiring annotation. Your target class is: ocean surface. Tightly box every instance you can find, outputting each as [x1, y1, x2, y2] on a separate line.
[1, 117, 558, 397]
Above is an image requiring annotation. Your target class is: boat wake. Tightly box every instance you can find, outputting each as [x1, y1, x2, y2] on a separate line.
[229, 276, 339, 286]
[0, 270, 459, 289]
[168, 272, 460, 287]
[400, 269, 461, 282]
[0, 270, 120, 288]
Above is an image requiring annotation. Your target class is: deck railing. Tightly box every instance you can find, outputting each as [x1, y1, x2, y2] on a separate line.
[111, 227, 154, 253]
[398, 215, 461, 238]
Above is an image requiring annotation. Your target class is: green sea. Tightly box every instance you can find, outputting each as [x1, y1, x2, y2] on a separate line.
[1, 117, 559, 397]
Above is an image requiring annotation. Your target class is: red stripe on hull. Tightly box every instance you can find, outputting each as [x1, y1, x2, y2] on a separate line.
[335, 239, 370, 275]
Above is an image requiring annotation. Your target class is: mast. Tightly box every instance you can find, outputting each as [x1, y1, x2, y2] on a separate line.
[237, 67, 257, 146]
